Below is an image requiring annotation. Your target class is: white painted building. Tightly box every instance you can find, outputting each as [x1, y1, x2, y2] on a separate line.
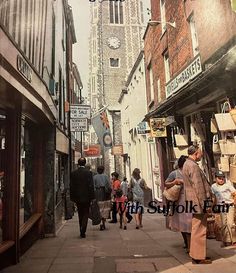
[119, 51, 162, 200]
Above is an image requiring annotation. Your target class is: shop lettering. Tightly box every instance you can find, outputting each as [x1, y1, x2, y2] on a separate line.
[17, 55, 32, 83]
[166, 55, 202, 97]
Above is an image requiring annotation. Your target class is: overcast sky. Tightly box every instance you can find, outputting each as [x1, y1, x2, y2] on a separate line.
[68, 0, 151, 95]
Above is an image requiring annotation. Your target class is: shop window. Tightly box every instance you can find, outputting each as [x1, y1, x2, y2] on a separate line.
[160, 0, 166, 34]
[19, 118, 35, 225]
[163, 52, 170, 83]
[188, 14, 199, 56]
[0, 111, 6, 243]
[149, 66, 154, 102]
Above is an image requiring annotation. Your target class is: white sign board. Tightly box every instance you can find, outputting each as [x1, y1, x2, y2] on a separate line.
[70, 105, 91, 119]
[70, 118, 88, 132]
[166, 55, 202, 97]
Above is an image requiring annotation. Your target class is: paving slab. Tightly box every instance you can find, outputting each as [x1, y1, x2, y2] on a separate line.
[2, 213, 236, 273]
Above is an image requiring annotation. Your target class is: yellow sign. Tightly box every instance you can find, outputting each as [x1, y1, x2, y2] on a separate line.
[149, 118, 167, 138]
[232, 0, 236, 11]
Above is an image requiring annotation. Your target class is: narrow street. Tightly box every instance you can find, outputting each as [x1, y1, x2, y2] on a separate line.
[1, 212, 236, 273]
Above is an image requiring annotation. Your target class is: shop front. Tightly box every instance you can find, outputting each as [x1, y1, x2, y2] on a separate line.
[146, 46, 236, 189]
[0, 31, 57, 268]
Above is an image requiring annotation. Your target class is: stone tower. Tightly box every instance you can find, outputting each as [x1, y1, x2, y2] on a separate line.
[88, 0, 146, 175]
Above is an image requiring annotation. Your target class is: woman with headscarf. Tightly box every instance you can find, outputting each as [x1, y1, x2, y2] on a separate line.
[129, 168, 147, 229]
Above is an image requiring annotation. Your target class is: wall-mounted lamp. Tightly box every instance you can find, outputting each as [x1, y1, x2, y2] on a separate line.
[148, 20, 176, 28]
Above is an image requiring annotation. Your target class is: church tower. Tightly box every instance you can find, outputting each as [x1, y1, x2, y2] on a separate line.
[88, 0, 146, 174]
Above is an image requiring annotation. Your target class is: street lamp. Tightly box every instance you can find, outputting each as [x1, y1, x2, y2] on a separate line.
[148, 20, 176, 28]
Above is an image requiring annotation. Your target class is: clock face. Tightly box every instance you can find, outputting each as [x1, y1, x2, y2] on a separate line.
[107, 36, 121, 49]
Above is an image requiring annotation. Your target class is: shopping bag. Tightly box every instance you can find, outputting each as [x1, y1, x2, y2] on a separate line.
[218, 156, 229, 172]
[212, 135, 221, 154]
[230, 108, 236, 124]
[215, 101, 236, 131]
[173, 147, 188, 158]
[89, 200, 101, 225]
[230, 155, 236, 183]
[174, 128, 188, 146]
[162, 185, 182, 202]
[219, 139, 236, 155]
[210, 117, 218, 133]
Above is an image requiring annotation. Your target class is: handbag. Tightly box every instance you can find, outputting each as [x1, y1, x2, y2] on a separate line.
[230, 155, 236, 183]
[218, 156, 229, 172]
[173, 146, 188, 158]
[89, 200, 101, 225]
[215, 101, 236, 131]
[212, 135, 221, 154]
[127, 189, 133, 201]
[219, 139, 236, 155]
[174, 128, 188, 147]
[210, 117, 218, 133]
[162, 184, 182, 202]
[230, 107, 236, 124]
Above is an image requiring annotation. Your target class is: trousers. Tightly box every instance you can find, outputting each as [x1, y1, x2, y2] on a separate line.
[76, 202, 90, 236]
[190, 213, 207, 260]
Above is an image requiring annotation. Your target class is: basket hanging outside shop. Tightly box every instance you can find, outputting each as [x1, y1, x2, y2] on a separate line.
[173, 147, 188, 158]
[230, 155, 236, 183]
[210, 116, 218, 134]
[215, 101, 236, 131]
[212, 135, 221, 154]
[174, 128, 188, 147]
[219, 139, 236, 155]
[230, 107, 236, 124]
[218, 156, 230, 172]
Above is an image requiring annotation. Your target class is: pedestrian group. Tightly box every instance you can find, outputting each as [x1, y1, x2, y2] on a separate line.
[70, 145, 236, 264]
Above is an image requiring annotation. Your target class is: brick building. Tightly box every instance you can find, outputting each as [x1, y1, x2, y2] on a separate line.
[144, 0, 236, 192]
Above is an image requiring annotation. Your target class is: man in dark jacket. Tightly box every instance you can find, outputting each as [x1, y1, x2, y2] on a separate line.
[70, 157, 95, 238]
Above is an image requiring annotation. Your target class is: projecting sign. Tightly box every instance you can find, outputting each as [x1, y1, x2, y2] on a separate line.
[137, 122, 150, 135]
[70, 105, 91, 119]
[166, 55, 202, 97]
[70, 118, 88, 132]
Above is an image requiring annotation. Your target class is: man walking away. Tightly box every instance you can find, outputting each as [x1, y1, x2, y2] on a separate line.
[70, 157, 95, 238]
[182, 145, 212, 264]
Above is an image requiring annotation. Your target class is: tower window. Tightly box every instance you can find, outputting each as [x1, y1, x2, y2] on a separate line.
[110, 58, 120, 67]
[109, 1, 124, 24]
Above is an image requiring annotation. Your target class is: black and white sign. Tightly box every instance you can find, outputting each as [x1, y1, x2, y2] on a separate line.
[70, 118, 88, 132]
[70, 105, 91, 119]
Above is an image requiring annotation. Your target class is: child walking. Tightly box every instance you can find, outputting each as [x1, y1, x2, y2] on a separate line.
[115, 189, 128, 230]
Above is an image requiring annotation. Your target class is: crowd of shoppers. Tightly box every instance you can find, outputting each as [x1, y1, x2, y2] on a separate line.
[70, 148, 236, 265]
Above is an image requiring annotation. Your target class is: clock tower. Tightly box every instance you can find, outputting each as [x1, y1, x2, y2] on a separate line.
[88, 0, 146, 174]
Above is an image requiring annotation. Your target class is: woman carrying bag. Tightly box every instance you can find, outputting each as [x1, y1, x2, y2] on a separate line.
[164, 155, 192, 253]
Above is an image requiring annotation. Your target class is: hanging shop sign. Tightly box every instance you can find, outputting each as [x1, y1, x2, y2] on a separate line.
[150, 118, 167, 138]
[112, 145, 123, 156]
[70, 104, 91, 119]
[70, 118, 88, 132]
[137, 121, 150, 134]
[166, 55, 202, 97]
[83, 144, 101, 157]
